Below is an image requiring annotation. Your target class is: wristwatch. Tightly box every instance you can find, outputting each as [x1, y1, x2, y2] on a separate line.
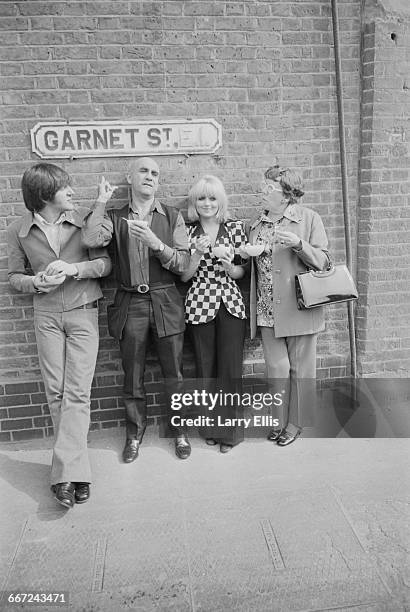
[154, 241, 165, 253]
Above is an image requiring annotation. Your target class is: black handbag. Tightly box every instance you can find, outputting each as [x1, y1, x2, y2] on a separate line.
[295, 264, 358, 309]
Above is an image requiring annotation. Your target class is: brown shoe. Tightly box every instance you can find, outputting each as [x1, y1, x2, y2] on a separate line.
[123, 439, 140, 463]
[205, 438, 218, 446]
[51, 482, 75, 508]
[175, 435, 191, 460]
[267, 428, 283, 442]
[276, 429, 301, 447]
[74, 482, 90, 504]
[220, 443, 233, 454]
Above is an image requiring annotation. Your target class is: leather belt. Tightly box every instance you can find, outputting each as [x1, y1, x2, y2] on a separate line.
[120, 283, 174, 294]
[135, 284, 149, 294]
[76, 300, 98, 309]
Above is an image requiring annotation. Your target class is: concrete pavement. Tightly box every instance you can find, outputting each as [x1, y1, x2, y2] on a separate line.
[0, 428, 409, 611]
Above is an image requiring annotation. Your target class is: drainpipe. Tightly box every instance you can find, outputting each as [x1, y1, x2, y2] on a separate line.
[331, 0, 358, 379]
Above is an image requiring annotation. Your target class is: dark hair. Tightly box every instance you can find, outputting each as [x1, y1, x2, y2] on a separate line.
[21, 163, 71, 212]
[264, 165, 305, 203]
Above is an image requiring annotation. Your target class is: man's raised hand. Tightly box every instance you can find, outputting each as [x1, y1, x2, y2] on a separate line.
[97, 176, 117, 204]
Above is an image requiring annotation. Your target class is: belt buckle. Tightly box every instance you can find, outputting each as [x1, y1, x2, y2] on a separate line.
[137, 284, 149, 294]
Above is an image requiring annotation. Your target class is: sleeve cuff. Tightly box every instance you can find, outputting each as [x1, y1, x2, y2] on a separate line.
[85, 200, 108, 219]
[73, 263, 85, 279]
[155, 244, 173, 263]
[31, 276, 42, 293]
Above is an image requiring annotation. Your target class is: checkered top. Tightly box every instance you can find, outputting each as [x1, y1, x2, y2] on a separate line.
[185, 220, 247, 324]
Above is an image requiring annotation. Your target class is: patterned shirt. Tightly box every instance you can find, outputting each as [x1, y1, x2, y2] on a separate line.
[255, 215, 286, 327]
[185, 220, 247, 325]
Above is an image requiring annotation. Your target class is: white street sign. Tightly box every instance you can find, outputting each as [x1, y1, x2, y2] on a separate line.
[30, 119, 222, 159]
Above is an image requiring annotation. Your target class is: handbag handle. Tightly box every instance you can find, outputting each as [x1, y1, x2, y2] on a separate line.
[309, 266, 337, 278]
[307, 251, 335, 277]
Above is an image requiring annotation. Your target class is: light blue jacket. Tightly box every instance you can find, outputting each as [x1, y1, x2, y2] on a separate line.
[247, 204, 330, 339]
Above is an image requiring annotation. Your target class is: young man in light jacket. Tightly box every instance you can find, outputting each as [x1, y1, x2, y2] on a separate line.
[8, 163, 112, 508]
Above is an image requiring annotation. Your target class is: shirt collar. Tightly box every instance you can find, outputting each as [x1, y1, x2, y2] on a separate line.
[18, 210, 82, 237]
[191, 220, 228, 239]
[129, 199, 165, 216]
[250, 204, 303, 229]
[34, 212, 67, 226]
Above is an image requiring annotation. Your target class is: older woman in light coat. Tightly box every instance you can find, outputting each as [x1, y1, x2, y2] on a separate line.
[246, 165, 330, 446]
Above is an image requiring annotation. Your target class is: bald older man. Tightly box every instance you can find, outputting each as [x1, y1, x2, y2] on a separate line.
[82, 157, 191, 461]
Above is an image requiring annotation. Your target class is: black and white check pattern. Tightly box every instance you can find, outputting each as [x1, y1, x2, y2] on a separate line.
[185, 220, 247, 325]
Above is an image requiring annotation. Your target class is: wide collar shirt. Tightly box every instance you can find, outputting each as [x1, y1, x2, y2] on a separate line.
[125, 199, 189, 287]
[33, 211, 67, 256]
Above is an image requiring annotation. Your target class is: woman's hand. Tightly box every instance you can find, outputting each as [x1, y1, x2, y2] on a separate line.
[238, 245, 250, 259]
[274, 228, 301, 249]
[219, 253, 233, 267]
[220, 254, 245, 280]
[195, 235, 211, 254]
[219, 247, 235, 275]
[180, 236, 210, 283]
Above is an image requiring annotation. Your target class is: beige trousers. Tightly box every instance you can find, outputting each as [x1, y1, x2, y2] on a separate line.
[34, 308, 99, 485]
[260, 329, 317, 431]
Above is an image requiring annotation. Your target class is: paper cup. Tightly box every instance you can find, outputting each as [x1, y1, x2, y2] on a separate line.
[212, 245, 230, 258]
[244, 244, 264, 256]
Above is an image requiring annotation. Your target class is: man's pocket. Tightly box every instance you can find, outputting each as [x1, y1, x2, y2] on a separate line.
[152, 288, 185, 338]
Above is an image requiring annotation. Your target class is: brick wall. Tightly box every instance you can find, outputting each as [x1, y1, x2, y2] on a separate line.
[0, 0, 363, 440]
[357, 2, 410, 375]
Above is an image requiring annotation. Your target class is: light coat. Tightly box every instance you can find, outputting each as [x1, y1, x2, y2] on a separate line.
[247, 204, 329, 339]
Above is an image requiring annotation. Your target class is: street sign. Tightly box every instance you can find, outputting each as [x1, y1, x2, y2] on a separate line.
[30, 119, 222, 159]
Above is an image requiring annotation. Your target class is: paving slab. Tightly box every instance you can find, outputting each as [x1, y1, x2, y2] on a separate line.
[183, 489, 389, 611]
[0, 430, 409, 611]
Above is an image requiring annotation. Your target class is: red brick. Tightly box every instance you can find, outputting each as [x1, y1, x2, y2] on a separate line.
[8, 405, 43, 418]
[5, 381, 38, 395]
[2, 418, 33, 431]
[12, 428, 44, 441]
[91, 386, 121, 399]
[91, 408, 124, 422]
[0, 394, 32, 408]
[0, 0, 405, 438]
[33, 416, 53, 427]
[0, 17, 29, 30]
[99, 398, 119, 410]
[86, 2, 129, 15]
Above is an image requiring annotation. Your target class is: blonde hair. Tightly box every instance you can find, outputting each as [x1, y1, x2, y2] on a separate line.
[187, 175, 229, 223]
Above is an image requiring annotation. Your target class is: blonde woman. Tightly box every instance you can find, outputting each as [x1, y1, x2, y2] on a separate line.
[182, 176, 247, 453]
